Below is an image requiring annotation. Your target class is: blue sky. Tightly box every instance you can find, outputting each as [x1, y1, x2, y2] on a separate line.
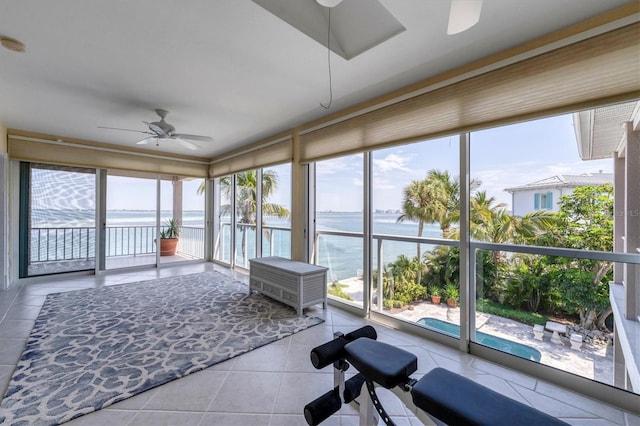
[316, 114, 613, 212]
[107, 177, 205, 211]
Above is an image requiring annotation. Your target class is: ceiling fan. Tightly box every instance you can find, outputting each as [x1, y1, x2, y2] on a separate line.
[447, 0, 483, 35]
[315, 0, 483, 35]
[98, 109, 214, 151]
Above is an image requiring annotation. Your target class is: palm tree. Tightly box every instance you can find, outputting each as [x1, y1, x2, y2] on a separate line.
[397, 170, 478, 277]
[202, 170, 290, 261]
[447, 191, 557, 291]
[397, 178, 447, 261]
[431, 171, 482, 237]
[468, 191, 508, 241]
[426, 170, 460, 235]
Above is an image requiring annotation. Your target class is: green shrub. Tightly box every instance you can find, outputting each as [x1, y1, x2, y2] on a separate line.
[328, 282, 353, 301]
[477, 299, 547, 326]
[444, 283, 459, 302]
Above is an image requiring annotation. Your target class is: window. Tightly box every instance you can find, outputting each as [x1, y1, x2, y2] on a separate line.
[214, 175, 232, 264]
[315, 154, 364, 308]
[371, 137, 460, 325]
[262, 164, 291, 258]
[213, 166, 292, 267]
[470, 110, 634, 395]
[534, 191, 553, 210]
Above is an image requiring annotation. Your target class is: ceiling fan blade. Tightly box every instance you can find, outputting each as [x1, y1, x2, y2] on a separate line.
[143, 121, 167, 136]
[175, 138, 199, 151]
[447, 0, 482, 35]
[135, 136, 157, 145]
[173, 133, 214, 142]
[98, 126, 154, 135]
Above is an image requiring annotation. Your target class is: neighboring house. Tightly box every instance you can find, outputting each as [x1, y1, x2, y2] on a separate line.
[504, 172, 613, 217]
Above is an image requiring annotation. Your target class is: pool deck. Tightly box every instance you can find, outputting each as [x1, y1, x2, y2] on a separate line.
[396, 301, 613, 385]
[336, 276, 613, 386]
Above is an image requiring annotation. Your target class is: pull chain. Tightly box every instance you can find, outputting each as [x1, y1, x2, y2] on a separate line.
[320, 7, 333, 109]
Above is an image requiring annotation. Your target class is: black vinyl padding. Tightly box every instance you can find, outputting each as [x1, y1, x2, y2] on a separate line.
[344, 338, 417, 389]
[310, 325, 378, 369]
[411, 368, 569, 426]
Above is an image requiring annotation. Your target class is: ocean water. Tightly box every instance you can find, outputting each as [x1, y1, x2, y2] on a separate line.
[31, 209, 205, 228]
[31, 210, 441, 280]
[315, 212, 441, 281]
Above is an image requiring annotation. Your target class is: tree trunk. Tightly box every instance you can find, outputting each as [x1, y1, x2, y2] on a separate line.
[581, 309, 597, 329]
[528, 288, 540, 312]
[596, 306, 612, 330]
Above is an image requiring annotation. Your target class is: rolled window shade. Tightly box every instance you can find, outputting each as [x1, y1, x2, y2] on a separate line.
[8, 136, 209, 177]
[299, 23, 640, 163]
[209, 137, 292, 178]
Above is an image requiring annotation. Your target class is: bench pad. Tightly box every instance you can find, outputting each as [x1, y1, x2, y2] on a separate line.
[345, 338, 417, 389]
[411, 368, 568, 426]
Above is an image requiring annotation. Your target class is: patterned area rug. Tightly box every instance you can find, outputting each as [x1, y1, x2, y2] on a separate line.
[0, 270, 324, 425]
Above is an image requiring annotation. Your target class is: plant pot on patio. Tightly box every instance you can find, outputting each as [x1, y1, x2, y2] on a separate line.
[444, 284, 459, 308]
[158, 218, 181, 256]
[159, 238, 178, 256]
[429, 286, 442, 305]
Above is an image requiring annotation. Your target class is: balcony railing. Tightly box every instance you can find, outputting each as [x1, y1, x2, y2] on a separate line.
[30, 225, 205, 262]
[216, 222, 291, 267]
[31, 227, 95, 262]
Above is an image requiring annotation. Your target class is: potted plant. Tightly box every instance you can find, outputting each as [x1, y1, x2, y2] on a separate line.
[430, 286, 442, 305]
[444, 284, 459, 308]
[159, 218, 181, 256]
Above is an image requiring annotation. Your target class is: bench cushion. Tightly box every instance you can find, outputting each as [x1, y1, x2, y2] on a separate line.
[412, 368, 568, 426]
[345, 338, 417, 389]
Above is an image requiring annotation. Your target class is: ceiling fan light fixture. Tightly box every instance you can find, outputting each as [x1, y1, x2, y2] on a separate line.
[99, 109, 213, 151]
[316, 0, 343, 8]
[447, 0, 483, 35]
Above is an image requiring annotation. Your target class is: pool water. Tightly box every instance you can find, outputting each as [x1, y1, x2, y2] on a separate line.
[417, 317, 542, 362]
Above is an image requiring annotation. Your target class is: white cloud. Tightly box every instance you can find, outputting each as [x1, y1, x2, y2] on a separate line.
[372, 153, 411, 173]
[372, 176, 397, 190]
[315, 157, 351, 176]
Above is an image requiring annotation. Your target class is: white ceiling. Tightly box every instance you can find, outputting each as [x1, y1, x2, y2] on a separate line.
[0, 0, 635, 159]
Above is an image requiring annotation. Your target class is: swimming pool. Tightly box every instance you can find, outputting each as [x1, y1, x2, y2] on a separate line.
[417, 317, 542, 362]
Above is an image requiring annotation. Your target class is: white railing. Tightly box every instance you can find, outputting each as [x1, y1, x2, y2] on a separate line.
[216, 222, 291, 267]
[30, 225, 206, 263]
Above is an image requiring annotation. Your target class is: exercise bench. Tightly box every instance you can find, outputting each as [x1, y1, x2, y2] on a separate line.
[304, 326, 569, 426]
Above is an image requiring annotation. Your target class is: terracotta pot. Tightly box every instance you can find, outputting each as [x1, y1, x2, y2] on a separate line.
[431, 295, 441, 305]
[160, 238, 178, 256]
[446, 298, 457, 308]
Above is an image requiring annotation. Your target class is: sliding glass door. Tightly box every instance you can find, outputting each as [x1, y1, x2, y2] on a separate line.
[177, 178, 206, 262]
[105, 173, 158, 269]
[21, 165, 209, 275]
[19, 163, 96, 277]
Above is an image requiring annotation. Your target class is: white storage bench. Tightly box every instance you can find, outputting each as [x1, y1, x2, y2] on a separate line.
[249, 256, 328, 316]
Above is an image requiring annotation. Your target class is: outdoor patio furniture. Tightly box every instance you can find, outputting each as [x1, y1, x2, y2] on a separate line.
[570, 333, 583, 350]
[546, 321, 567, 345]
[533, 324, 545, 341]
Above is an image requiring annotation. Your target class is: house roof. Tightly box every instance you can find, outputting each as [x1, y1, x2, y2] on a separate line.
[573, 101, 640, 161]
[504, 173, 613, 193]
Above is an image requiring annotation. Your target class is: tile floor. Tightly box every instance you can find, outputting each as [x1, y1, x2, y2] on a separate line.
[0, 262, 638, 426]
